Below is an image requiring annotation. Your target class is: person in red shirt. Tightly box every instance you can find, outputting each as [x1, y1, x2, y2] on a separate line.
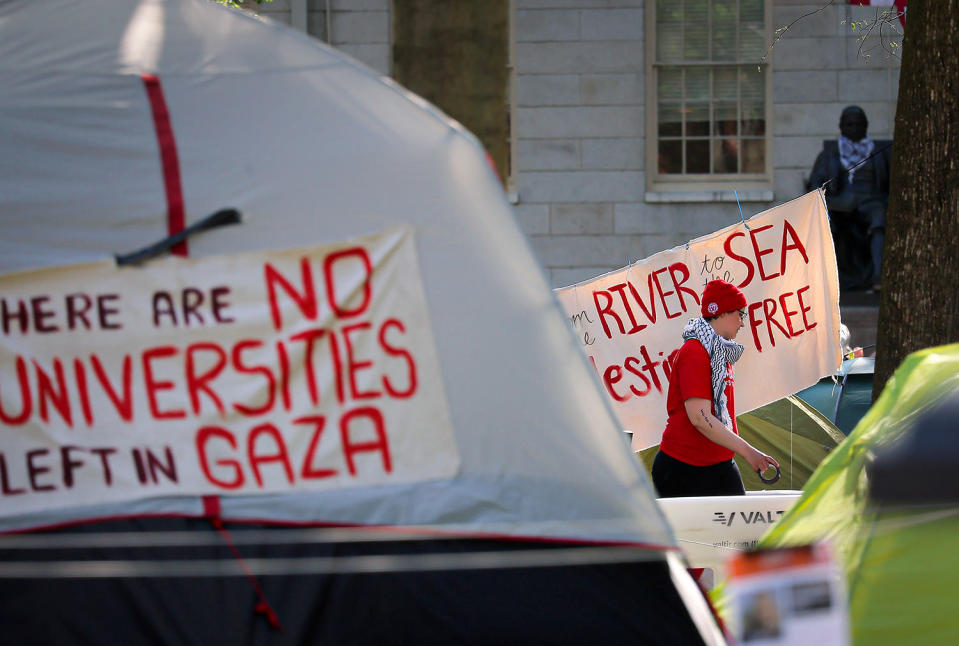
[652, 279, 779, 498]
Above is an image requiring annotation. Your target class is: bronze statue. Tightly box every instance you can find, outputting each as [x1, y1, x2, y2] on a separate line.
[808, 106, 890, 291]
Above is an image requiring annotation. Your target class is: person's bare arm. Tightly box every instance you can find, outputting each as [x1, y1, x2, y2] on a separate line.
[683, 397, 779, 473]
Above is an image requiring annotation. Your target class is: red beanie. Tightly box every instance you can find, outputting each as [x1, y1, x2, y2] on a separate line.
[701, 279, 747, 317]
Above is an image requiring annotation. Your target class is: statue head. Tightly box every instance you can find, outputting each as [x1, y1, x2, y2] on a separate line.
[839, 105, 868, 142]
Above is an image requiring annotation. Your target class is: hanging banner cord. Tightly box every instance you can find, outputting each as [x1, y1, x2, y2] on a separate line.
[819, 143, 894, 191]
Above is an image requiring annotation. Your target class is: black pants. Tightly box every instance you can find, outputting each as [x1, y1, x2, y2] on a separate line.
[651, 450, 745, 498]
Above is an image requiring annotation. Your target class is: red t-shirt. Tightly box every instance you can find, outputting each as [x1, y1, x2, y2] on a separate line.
[659, 338, 737, 466]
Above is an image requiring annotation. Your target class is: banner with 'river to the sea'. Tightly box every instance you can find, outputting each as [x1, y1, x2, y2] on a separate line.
[0, 226, 458, 517]
[555, 190, 842, 449]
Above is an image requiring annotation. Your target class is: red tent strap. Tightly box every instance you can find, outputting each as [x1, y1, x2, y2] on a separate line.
[254, 601, 282, 630]
[140, 74, 187, 257]
[142, 72, 280, 631]
[204, 497, 283, 631]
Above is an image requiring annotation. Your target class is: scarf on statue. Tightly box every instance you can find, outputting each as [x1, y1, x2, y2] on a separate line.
[838, 135, 874, 184]
[682, 318, 744, 428]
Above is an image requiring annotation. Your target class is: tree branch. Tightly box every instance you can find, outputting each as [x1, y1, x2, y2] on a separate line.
[761, 0, 838, 65]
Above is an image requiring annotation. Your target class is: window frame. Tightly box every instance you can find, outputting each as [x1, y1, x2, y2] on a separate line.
[645, 0, 773, 195]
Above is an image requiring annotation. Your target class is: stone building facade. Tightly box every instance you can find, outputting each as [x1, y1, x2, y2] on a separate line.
[246, 0, 900, 295]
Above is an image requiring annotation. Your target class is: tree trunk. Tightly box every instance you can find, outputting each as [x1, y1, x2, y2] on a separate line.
[391, 0, 510, 186]
[874, 0, 959, 399]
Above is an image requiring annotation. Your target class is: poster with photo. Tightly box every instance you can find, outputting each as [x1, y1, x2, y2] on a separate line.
[726, 543, 849, 646]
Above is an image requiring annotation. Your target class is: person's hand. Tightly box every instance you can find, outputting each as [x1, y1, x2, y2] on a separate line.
[745, 448, 779, 475]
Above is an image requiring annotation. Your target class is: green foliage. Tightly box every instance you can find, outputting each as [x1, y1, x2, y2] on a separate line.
[765, 1, 904, 65]
[840, 8, 904, 62]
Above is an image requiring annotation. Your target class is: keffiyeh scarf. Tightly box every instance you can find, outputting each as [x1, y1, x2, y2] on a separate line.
[838, 135, 874, 184]
[682, 317, 744, 427]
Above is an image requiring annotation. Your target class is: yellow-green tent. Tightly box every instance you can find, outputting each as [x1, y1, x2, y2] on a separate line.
[758, 343, 959, 645]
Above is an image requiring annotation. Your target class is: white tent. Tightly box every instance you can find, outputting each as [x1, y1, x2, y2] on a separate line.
[0, 2, 723, 643]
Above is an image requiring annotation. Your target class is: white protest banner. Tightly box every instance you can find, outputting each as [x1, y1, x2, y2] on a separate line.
[555, 191, 842, 449]
[0, 226, 458, 517]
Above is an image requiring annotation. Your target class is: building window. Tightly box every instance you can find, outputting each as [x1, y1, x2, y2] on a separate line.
[647, 0, 771, 192]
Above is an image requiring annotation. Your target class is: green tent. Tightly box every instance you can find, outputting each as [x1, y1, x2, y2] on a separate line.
[639, 395, 845, 492]
[796, 357, 875, 435]
[758, 343, 959, 646]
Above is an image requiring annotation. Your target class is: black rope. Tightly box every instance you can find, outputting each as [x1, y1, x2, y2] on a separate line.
[819, 142, 894, 191]
[115, 208, 241, 266]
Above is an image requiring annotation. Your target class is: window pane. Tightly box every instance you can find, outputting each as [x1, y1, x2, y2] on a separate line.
[741, 66, 765, 100]
[713, 0, 738, 26]
[713, 25, 737, 61]
[658, 67, 682, 100]
[713, 138, 739, 173]
[741, 118, 765, 136]
[740, 24, 765, 60]
[686, 67, 710, 101]
[686, 140, 710, 173]
[714, 102, 738, 136]
[684, 0, 709, 60]
[686, 104, 710, 136]
[657, 0, 683, 23]
[714, 66, 738, 99]
[659, 139, 682, 174]
[712, 0, 737, 60]
[684, 22, 709, 60]
[741, 102, 765, 134]
[657, 24, 683, 61]
[659, 103, 683, 136]
[685, 0, 709, 24]
[742, 139, 765, 173]
[740, 0, 764, 23]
